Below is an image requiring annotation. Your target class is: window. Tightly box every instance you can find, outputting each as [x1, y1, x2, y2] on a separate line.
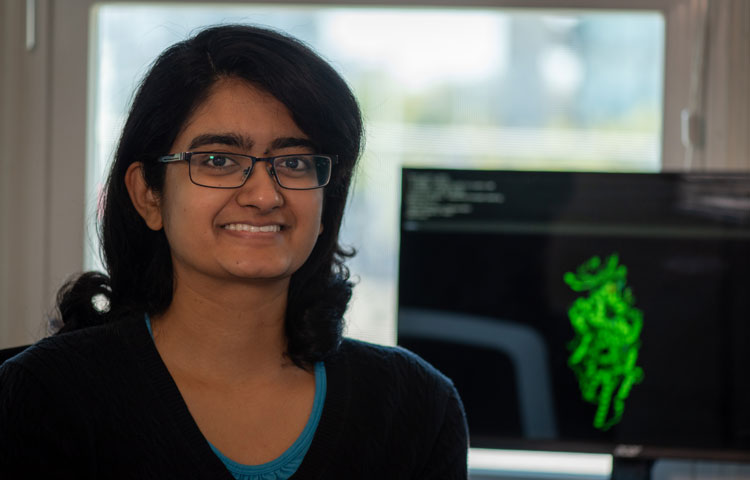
[87, 4, 664, 345]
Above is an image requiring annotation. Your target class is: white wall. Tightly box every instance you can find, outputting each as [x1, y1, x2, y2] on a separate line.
[1, 0, 88, 347]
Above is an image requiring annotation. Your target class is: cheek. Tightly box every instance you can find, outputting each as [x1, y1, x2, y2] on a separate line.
[159, 189, 218, 247]
[294, 194, 325, 249]
[312, 195, 325, 237]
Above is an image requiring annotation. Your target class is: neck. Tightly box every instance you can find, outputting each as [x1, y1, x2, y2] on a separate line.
[151, 272, 296, 385]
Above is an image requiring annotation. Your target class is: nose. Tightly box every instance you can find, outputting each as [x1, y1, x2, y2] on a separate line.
[235, 162, 283, 211]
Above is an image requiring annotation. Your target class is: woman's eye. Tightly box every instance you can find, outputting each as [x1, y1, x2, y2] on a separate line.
[205, 155, 234, 168]
[279, 157, 310, 171]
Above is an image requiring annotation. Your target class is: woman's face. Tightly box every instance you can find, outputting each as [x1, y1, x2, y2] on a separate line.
[154, 77, 324, 287]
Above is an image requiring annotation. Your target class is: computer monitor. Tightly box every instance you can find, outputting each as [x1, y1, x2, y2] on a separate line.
[397, 168, 750, 463]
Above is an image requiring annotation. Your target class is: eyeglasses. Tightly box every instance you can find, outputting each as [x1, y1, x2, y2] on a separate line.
[157, 152, 336, 190]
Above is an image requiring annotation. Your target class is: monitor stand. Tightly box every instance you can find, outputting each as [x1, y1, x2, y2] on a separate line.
[611, 458, 654, 480]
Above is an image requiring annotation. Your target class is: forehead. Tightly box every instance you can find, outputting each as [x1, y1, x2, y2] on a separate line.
[173, 77, 308, 151]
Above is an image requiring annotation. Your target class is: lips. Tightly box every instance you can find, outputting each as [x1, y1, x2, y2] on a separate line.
[222, 223, 282, 232]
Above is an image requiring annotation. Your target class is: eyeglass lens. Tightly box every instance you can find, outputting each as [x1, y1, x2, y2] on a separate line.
[188, 153, 331, 189]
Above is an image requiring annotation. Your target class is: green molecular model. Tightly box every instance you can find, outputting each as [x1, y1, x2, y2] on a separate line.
[563, 253, 644, 431]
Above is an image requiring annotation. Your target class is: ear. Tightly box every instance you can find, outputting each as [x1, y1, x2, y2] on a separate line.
[125, 162, 163, 231]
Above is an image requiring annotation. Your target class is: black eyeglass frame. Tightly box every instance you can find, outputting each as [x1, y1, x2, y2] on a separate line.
[157, 152, 337, 190]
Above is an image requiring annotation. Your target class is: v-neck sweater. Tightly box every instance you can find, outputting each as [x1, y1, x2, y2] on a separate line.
[0, 313, 468, 479]
[143, 314, 326, 479]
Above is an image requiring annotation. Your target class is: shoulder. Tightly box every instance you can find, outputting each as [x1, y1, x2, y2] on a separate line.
[0, 327, 120, 472]
[1, 319, 132, 378]
[329, 337, 464, 420]
[0, 315, 172, 475]
[319, 338, 469, 477]
[0, 328, 104, 410]
[0, 314, 146, 402]
[337, 337, 455, 388]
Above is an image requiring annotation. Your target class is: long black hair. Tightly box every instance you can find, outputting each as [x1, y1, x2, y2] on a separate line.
[54, 24, 364, 367]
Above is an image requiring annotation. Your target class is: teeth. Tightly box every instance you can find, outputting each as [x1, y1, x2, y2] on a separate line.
[223, 224, 281, 232]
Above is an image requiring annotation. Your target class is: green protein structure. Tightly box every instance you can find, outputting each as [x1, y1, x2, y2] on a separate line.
[563, 254, 644, 431]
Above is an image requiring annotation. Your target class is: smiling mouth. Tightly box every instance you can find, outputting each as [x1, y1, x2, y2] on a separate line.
[222, 224, 282, 232]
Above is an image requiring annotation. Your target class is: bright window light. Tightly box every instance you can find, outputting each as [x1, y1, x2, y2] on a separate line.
[87, 4, 665, 347]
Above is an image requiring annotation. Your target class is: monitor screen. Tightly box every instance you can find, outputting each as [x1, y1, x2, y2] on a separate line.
[397, 168, 750, 461]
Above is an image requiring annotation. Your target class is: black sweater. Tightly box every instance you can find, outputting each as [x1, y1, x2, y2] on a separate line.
[0, 314, 468, 479]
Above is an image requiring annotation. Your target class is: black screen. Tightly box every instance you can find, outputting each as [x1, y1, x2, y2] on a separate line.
[397, 168, 750, 461]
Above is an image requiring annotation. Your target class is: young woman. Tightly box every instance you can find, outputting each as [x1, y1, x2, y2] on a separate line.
[0, 25, 468, 479]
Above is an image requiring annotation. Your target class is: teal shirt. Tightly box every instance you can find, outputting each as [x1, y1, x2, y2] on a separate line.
[145, 315, 326, 480]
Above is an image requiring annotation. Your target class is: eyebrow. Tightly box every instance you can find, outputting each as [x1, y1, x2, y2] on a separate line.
[188, 133, 252, 151]
[187, 133, 317, 153]
[269, 137, 317, 152]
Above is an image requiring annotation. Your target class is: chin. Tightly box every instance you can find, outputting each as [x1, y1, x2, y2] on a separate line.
[224, 263, 296, 282]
